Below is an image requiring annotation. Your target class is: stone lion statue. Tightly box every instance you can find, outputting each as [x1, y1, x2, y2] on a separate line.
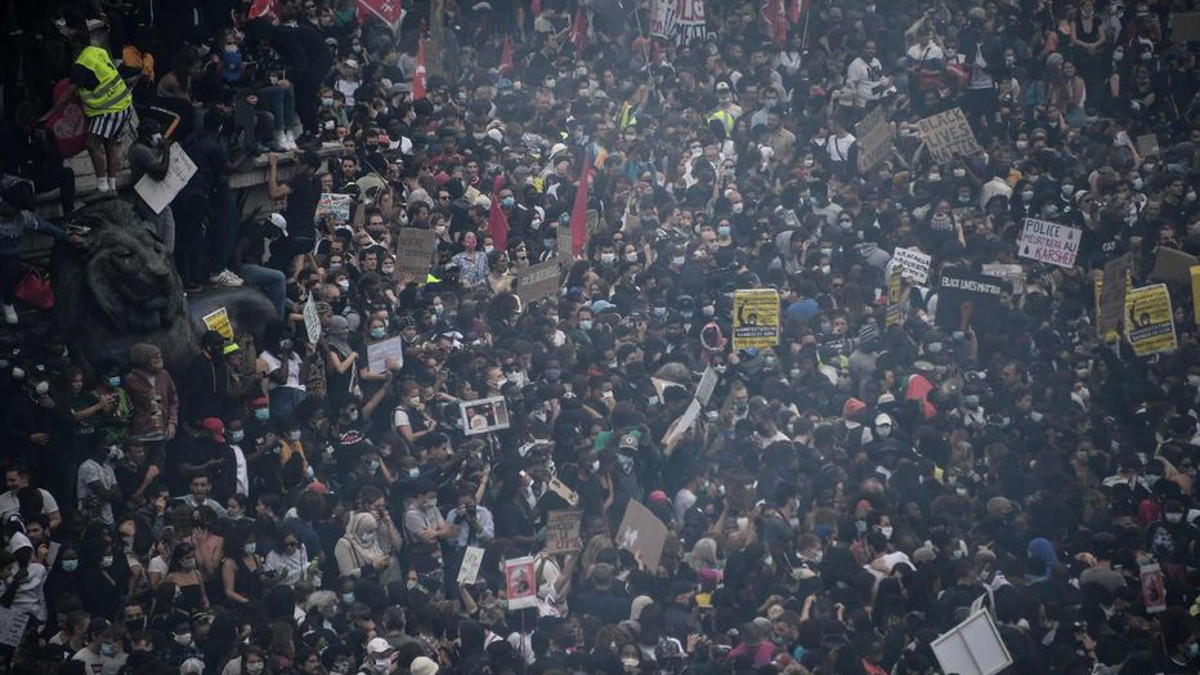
[52, 198, 196, 373]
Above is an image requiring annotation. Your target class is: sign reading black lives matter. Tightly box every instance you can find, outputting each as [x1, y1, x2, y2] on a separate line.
[935, 271, 1010, 333]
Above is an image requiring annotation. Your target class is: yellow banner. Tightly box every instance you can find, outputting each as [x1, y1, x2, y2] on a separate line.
[203, 307, 234, 340]
[732, 289, 780, 350]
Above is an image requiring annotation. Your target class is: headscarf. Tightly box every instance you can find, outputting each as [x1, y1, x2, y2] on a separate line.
[328, 315, 353, 356]
[1027, 537, 1059, 571]
[343, 512, 384, 569]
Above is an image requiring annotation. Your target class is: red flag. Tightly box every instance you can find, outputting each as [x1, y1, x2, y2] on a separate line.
[763, 0, 787, 45]
[488, 195, 510, 253]
[788, 0, 802, 24]
[569, 151, 593, 257]
[412, 39, 427, 100]
[248, 0, 279, 21]
[570, 7, 589, 52]
[499, 35, 514, 73]
[356, 0, 404, 30]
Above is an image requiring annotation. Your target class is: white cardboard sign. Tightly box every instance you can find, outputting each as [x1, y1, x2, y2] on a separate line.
[1018, 218, 1081, 268]
[892, 247, 931, 284]
[134, 146, 198, 215]
[930, 609, 1013, 675]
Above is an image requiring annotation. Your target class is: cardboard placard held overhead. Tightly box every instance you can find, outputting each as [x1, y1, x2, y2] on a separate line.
[516, 259, 561, 305]
[892, 247, 931, 283]
[134, 146, 198, 214]
[732, 289, 780, 350]
[936, 271, 1010, 333]
[916, 107, 982, 163]
[504, 556, 538, 609]
[1150, 247, 1199, 286]
[930, 609, 1013, 675]
[394, 228, 438, 281]
[1125, 283, 1177, 356]
[1098, 253, 1133, 338]
[460, 396, 511, 436]
[1018, 218, 1082, 268]
[662, 399, 702, 449]
[367, 335, 404, 373]
[544, 510, 583, 555]
[1175, 12, 1200, 41]
[203, 307, 234, 340]
[1135, 133, 1160, 157]
[616, 500, 669, 571]
[856, 106, 895, 172]
[457, 546, 485, 585]
[695, 366, 718, 406]
[316, 193, 353, 221]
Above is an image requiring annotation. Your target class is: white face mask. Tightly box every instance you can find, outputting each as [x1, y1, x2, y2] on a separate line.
[174, 633, 192, 647]
[34, 381, 49, 396]
[879, 526, 893, 540]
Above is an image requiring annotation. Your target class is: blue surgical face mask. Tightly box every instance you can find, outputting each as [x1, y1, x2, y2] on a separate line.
[964, 395, 980, 407]
[107, 376, 121, 388]
[254, 408, 270, 421]
[230, 430, 245, 443]
[61, 559, 79, 572]
[342, 592, 356, 604]
[100, 643, 117, 658]
[502, 196, 516, 208]
[370, 327, 387, 340]
[718, 226, 731, 238]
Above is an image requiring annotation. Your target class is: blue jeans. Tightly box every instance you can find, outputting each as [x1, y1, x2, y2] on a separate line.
[257, 85, 297, 131]
[238, 263, 287, 318]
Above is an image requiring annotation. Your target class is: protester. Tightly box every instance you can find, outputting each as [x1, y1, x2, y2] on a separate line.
[3, 2, 1200, 675]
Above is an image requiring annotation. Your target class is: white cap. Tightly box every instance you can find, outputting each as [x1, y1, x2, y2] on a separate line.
[549, 143, 568, 159]
[367, 637, 392, 655]
[875, 413, 893, 427]
[486, 128, 503, 143]
[268, 213, 289, 237]
[344, 58, 359, 69]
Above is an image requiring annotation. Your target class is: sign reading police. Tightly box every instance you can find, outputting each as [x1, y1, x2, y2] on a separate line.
[1018, 218, 1082, 268]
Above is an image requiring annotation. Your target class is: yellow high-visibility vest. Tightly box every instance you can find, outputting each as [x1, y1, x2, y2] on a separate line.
[707, 109, 734, 136]
[75, 46, 132, 117]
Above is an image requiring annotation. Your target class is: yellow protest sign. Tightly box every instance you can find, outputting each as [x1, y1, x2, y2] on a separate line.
[1191, 266, 1200, 326]
[202, 308, 234, 340]
[1125, 284, 1176, 356]
[886, 266, 903, 328]
[732, 289, 780, 350]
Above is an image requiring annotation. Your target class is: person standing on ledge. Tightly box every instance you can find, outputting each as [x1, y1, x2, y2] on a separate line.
[40, 34, 136, 194]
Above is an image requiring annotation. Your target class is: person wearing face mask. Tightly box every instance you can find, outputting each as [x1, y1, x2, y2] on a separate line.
[260, 325, 309, 422]
[76, 441, 121, 526]
[231, 213, 290, 318]
[336, 511, 394, 582]
[164, 542, 209, 615]
[403, 479, 453, 568]
[220, 523, 265, 606]
[71, 620, 128, 675]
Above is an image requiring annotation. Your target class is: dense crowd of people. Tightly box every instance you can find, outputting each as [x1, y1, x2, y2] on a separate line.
[3, 0, 1200, 674]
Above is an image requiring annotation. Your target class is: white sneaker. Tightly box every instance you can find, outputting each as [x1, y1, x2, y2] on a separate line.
[285, 131, 298, 150]
[208, 269, 245, 287]
[3, 303, 17, 325]
[108, 177, 118, 191]
[275, 131, 295, 151]
[96, 177, 111, 193]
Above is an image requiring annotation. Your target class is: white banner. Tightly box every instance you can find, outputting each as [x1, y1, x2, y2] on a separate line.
[134, 147, 197, 215]
[1018, 218, 1081, 268]
[892, 247, 931, 284]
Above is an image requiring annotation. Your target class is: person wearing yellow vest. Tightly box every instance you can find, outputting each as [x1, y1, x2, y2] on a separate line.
[41, 37, 136, 194]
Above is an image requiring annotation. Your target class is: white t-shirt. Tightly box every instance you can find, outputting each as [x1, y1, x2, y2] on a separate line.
[0, 487, 60, 519]
[674, 488, 698, 525]
[76, 459, 116, 525]
[230, 444, 249, 497]
[72, 646, 128, 675]
[261, 351, 305, 391]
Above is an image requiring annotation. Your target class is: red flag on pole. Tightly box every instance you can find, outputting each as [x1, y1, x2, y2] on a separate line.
[356, 0, 404, 30]
[488, 195, 510, 253]
[248, 0, 279, 21]
[788, 0, 802, 24]
[412, 39, 427, 100]
[499, 35, 514, 73]
[569, 151, 592, 257]
[763, 0, 787, 45]
[570, 7, 589, 52]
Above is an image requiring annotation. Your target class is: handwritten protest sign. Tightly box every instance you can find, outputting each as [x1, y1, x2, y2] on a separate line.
[1125, 284, 1176, 356]
[457, 546, 485, 584]
[545, 510, 583, 555]
[134, 147, 197, 215]
[202, 308, 234, 340]
[316, 193, 352, 221]
[917, 107, 982, 163]
[1098, 253, 1133, 339]
[303, 294, 320, 344]
[892, 247, 931, 284]
[616, 500, 668, 570]
[1018, 218, 1082, 268]
[367, 335, 404, 373]
[0, 606, 30, 647]
[394, 228, 438, 281]
[732, 289, 779, 350]
[856, 107, 895, 172]
[517, 259, 561, 305]
[504, 556, 538, 609]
